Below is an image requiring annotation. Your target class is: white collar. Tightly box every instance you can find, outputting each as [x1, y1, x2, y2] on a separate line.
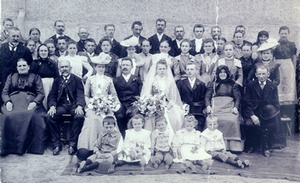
[122, 74, 131, 82]
[188, 77, 196, 86]
[56, 34, 64, 38]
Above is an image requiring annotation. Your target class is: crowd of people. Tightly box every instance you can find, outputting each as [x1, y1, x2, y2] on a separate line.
[0, 17, 298, 173]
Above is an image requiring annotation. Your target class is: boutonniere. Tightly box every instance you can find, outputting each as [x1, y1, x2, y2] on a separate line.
[132, 77, 137, 82]
[196, 81, 201, 86]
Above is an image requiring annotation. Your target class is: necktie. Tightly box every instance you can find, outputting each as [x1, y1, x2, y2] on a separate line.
[63, 77, 70, 102]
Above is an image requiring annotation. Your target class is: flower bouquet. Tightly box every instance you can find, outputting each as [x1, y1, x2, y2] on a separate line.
[87, 94, 120, 115]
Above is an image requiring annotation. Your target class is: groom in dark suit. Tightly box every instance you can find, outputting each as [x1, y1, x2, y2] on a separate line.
[243, 64, 286, 157]
[113, 58, 143, 137]
[148, 18, 172, 54]
[177, 62, 207, 131]
[47, 60, 85, 155]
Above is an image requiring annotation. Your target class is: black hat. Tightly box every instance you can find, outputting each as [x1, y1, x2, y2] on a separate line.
[260, 105, 279, 120]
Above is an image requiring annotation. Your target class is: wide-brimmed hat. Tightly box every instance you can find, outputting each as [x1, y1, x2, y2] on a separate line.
[91, 53, 112, 65]
[260, 104, 280, 120]
[120, 37, 139, 47]
[257, 38, 279, 52]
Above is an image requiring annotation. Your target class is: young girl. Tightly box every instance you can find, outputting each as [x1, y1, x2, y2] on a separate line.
[118, 114, 151, 171]
[76, 116, 123, 173]
[201, 115, 250, 168]
[173, 115, 213, 173]
[25, 39, 37, 60]
[45, 40, 58, 62]
[195, 38, 219, 85]
[58, 41, 93, 81]
[174, 39, 195, 81]
[215, 42, 243, 87]
[150, 115, 174, 169]
[28, 28, 42, 49]
[98, 37, 119, 78]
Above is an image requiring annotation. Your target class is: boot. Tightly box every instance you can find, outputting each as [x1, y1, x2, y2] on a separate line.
[80, 162, 99, 173]
[261, 128, 271, 157]
[225, 158, 244, 169]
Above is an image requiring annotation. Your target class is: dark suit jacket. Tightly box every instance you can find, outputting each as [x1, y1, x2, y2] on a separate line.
[148, 34, 172, 54]
[170, 39, 181, 57]
[47, 74, 85, 109]
[243, 79, 280, 119]
[48, 34, 73, 46]
[189, 39, 205, 56]
[177, 78, 206, 115]
[0, 43, 33, 85]
[76, 40, 86, 53]
[113, 74, 142, 109]
[120, 35, 147, 57]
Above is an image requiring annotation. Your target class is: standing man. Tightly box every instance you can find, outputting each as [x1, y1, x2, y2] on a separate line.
[177, 62, 207, 131]
[148, 18, 172, 54]
[98, 24, 122, 57]
[170, 25, 185, 57]
[120, 21, 146, 57]
[76, 27, 90, 53]
[47, 60, 85, 155]
[113, 58, 143, 137]
[211, 26, 222, 42]
[0, 27, 33, 90]
[243, 64, 286, 157]
[47, 20, 73, 46]
[190, 24, 205, 56]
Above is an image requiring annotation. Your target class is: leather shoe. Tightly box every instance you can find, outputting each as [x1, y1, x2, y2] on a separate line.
[53, 146, 60, 155]
[263, 150, 271, 157]
[68, 146, 76, 155]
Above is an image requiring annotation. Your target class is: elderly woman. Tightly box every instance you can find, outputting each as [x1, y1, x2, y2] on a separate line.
[77, 55, 120, 150]
[1, 58, 46, 155]
[205, 65, 243, 152]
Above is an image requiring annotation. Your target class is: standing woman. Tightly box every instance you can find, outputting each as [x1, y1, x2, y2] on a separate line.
[25, 39, 37, 60]
[29, 28, 42, 49]
[273, 26, 297, 118]
[252, 31, 269, 59]
[1, 58, 46, 155]
[30, 44, 59, 108]
[44, 40, 59, 63]
[98, 36, 119, 78]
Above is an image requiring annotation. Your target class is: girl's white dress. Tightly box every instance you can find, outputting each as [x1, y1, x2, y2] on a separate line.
[118, 129, 151, 163]
[173, 129, 212, 161]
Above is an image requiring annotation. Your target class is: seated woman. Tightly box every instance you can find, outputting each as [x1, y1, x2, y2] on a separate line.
[205, 65, 243, 152]
[77, 55, 120, 150]
[30, 44, 59, 109]
[1, 58, 46, 155]
[141, 59, 184, 132]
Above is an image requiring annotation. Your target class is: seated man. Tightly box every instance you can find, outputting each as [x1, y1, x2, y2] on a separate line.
[243, 64, 286, 156]
[47, 60, 85, 155]
[113, 58, 143, 137]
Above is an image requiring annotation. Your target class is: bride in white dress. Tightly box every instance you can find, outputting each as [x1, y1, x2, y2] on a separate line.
[141, 59, 184, 133]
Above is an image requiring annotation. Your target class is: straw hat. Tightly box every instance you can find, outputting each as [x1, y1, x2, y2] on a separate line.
[257, 38, 279, 52]
[120, 37, 139, 47]
[91, 53, 112, 65]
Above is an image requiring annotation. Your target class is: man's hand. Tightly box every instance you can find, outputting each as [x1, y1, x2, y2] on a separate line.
[231, 107, 238, 115]
[75, 105, 84, 115]
[251, 115, 260, 126]
[27, 102, 37, 110]
[47, 106, 56, 118]
[206, 106, 213, 114]
[5, 102, 13, 111]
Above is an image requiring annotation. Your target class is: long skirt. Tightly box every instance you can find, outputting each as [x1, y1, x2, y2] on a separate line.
[77, 110, 119, 150]
[212, 96, 243, 152]
[0, 92, 46, 155]
[41, 77, 54, 109]
[274, 58, 297, 105]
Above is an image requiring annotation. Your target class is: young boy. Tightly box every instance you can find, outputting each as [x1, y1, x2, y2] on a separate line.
[77, 116, 123, 173]
[150, 115, 174, 169]
[55, 37, 68, 57]
[240, 43, 256, 87]
[201, 115, 250, 168]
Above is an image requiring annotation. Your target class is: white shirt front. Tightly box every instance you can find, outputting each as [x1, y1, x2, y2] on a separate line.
[122, 74, 131, 82]
[176, 39, 182, 48]
[195, 38, 203, 53]
[156, 33, 163, 42]
[188, 77, 196, 88]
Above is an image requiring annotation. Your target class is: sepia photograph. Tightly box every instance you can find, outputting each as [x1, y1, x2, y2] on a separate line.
[0, 0, 299, 182]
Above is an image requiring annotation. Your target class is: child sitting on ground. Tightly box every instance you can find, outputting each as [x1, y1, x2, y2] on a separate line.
[118, 114, 151, 171]
[150, 115, 174, 169]
[76, 116, 123, 173]
[201, 115, 250, 168]
[173, 114, 213, 173]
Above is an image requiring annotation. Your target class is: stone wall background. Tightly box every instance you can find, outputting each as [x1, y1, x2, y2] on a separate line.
[1, 0, 300, 50]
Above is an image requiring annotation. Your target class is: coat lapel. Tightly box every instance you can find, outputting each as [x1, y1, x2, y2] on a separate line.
[253, 80, 261, 98]
[183, 79, 193, 92]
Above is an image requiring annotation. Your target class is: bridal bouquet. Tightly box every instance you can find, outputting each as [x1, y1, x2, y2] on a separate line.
[87, 94, 120, 115]
[133, 93, 167, 117]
